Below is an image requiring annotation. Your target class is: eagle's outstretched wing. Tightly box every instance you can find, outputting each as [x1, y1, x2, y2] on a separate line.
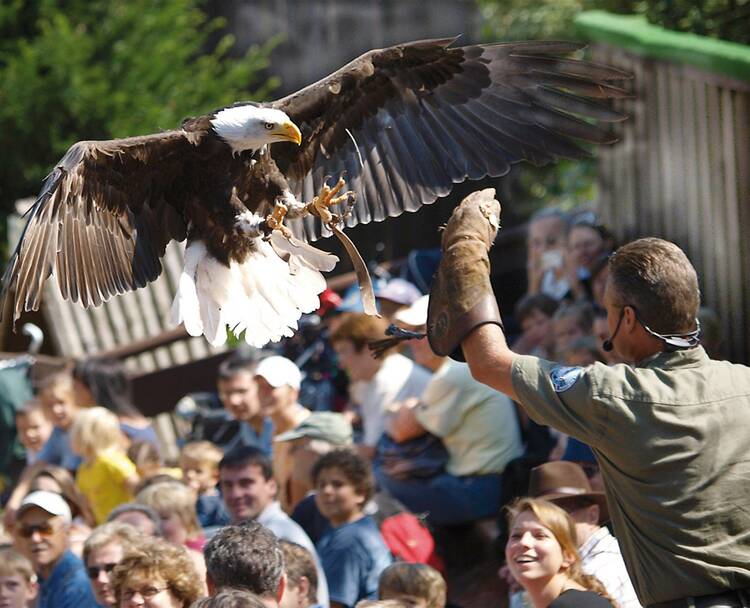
[2, 132, 192, 324]
[270, 38, 630, 241]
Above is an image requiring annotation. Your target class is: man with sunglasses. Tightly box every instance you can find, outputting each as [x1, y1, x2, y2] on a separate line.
[13, 490, 97, 607]
[425, 190, 750, 608]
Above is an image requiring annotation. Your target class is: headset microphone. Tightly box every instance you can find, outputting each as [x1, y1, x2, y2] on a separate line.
[602, 338, 614, 352]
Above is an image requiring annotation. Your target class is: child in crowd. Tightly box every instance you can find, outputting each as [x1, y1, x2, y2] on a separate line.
[127, 439, 182, 482]
[180, 440, 230, 528]
[512, 294, 559, 359]
[36, 372, 84, 471]
[561, 336, 605, 367]
[70, 407, 139, 524]
[0, 548, 38, 608]
[312, 449, 392, 608]
[378, 563, 447, 608]
[14, 400, 52, 465]
[135, 479, 208, 583]
[279, 540, 321, 608]
[136, 479, 206, 551]
[552, 301, 594, 360]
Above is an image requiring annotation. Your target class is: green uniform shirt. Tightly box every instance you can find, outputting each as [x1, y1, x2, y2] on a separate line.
[512, 347, 750, 605]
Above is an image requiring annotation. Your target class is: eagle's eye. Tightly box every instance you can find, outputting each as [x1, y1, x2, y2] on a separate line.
[264, 122, 275, 130]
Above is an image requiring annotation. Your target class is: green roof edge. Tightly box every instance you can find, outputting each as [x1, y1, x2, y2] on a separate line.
[574, 10, 750, 82]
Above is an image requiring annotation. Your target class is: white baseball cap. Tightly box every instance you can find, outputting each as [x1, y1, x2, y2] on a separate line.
[255, 356, 302, 390]
[394, 295, 429, 327]
[17, 490, 72, 523]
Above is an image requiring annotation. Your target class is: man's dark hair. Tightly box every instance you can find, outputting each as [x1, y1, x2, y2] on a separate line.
[515, 293, 559, 325]
[106, 503, 163, 536]
[219, 446, 274, 480]
[311, 448, 374, 503]
[217, 349, 260, 381]
[191, 588, 267, 608]
[204, 522, 284, 597]
[280, 540, 318, 605]
[608, 237, 700, 334]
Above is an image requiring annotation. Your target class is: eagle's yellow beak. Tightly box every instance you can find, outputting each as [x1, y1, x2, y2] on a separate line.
[276, 121, 302, 145]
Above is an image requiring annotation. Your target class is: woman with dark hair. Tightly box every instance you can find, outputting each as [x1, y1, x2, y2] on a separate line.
[505, 498, 615, 607]
[72, 358, 158, 445]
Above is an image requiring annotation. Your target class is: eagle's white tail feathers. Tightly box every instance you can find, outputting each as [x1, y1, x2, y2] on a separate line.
[171, 238, 338, 348]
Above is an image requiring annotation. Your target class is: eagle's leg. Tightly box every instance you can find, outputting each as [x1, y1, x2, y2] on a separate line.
[305, 175, 355, 226]
[263, 201, 293, 239]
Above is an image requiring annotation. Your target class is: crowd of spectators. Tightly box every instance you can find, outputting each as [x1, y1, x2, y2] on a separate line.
[0, 205, 730, 608]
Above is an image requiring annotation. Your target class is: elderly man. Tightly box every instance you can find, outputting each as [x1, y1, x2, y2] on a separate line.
[13, 491, 97, 608]
[426, 189, 750, 607]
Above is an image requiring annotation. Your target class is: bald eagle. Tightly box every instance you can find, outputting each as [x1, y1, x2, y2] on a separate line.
[2, 38, 629, 347]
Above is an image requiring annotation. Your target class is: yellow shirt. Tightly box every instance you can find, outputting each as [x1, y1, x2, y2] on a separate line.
[76, 447, 137, 524]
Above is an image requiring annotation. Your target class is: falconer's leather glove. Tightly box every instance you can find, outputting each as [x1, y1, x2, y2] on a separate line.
[427, 188, 503, 361]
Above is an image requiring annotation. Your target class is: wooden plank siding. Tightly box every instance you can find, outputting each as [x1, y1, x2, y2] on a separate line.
[40, 241, 220, 372]
[591, 44, 750, 364]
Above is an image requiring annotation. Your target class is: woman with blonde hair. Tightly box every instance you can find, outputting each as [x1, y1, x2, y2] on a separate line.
[505, 498, 615, 607]
[111, 537, 205, 607]
[71, 406, 139, 523]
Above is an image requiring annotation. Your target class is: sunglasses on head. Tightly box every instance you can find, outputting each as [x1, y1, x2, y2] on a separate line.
[86, 563, 118, 579]
[17, 522, 57, 538]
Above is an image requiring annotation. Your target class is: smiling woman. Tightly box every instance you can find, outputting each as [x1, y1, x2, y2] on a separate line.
[505, 498, 614, 608]
[111, 538, 204, 607]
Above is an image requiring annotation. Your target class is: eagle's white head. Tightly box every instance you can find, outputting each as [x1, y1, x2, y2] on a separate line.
[210, 105, 302, 154]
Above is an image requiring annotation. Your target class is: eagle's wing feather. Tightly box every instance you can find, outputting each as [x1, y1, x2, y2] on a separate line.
[3, 131, 192, 324]
[270, 38, 630, 241]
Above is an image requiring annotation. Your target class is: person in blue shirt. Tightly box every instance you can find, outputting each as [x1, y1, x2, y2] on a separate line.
[312, 449, 392, 608]
[36, 373, 83, 471]
[13, 491, 97, 608]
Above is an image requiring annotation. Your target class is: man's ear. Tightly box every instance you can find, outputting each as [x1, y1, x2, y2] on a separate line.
[622, 305, 638, 333]
[206, 573, 216, 596]
[276, 572, 287, 603]
[298, 576, 311, 605]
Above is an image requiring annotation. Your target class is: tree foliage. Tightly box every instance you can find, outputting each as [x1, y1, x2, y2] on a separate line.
[644, 0, 750, 44]
[0, 0, 279, 256]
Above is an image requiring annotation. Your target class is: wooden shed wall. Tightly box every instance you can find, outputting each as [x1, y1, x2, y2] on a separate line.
[590, 45, 749, 363]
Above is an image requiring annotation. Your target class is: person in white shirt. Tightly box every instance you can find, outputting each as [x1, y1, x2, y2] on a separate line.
[330, 313, 430, 459]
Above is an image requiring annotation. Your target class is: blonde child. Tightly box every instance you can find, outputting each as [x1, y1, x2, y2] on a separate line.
[179, 441, 230, 528]
[378, 563, 447, 608]
[0, 548, 38, 608]
[70, 407, 139, 524]
[135, 480, 208, 588]
[127, 439, 182, 482]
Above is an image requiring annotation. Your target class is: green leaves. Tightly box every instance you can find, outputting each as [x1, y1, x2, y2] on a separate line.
[0, 0, 278, 259]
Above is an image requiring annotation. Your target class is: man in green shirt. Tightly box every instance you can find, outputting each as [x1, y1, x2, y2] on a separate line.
[426, 189, 750, 607]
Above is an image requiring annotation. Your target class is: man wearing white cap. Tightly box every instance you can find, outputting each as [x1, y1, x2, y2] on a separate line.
[255, 355, 311, 512]
[377, 295, 523, 525]
[13, 491, 97, 608]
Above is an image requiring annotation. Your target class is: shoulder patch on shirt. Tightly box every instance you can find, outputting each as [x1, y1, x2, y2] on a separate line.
[549, 366, 583, 393]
